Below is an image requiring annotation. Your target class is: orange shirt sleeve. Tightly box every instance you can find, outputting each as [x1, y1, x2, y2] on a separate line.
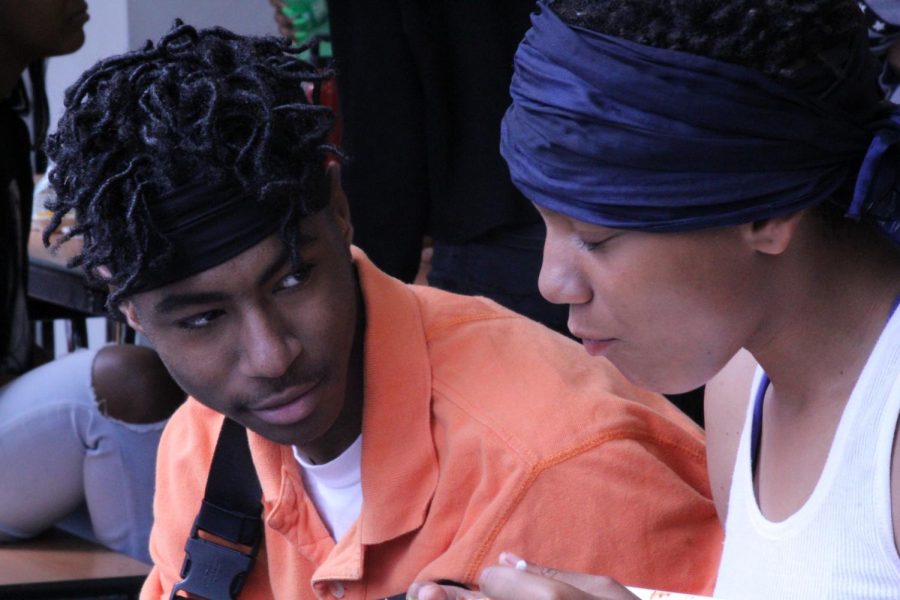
[140, 401, 275, 599]
[504, 436, 720, 594]
[417, 433, 721, 596]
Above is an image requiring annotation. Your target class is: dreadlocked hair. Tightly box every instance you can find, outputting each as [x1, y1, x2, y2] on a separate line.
[45, 21, 342, 310]
[549, 0, 863, 79]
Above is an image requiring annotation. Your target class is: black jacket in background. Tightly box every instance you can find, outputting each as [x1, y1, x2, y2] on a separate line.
[327, 0, 539, 281]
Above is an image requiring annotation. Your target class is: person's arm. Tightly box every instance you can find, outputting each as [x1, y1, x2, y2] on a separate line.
[410, 556, 640, 600]
[267, 0, 294, 39]
[411, 558, 719, 600]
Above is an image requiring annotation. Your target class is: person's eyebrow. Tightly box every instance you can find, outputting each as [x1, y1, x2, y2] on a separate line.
[255, 234, 317, 287]
[153, 290, 230, 316]
[153, 242, 307, 316]
[255, 249, 289, 287]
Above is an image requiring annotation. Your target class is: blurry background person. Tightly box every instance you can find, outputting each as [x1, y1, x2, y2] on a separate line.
[860, 0, 900, 101]
[0, 0, 183, 562]
[269, 0, 568, 335]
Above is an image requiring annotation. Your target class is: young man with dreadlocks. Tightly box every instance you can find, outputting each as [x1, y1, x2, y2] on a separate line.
[411, 1, 900, 599]
[45, 22, 723, 599]
[0, 0, 184, 563]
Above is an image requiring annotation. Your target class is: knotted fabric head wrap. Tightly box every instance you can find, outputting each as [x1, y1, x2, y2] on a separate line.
[501, 2, 900, 241]
[140, 180, 282, 290]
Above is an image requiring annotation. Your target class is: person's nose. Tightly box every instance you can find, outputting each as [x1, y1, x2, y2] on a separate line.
[239, 307, 302, 379]
[538, 237, 592, 307]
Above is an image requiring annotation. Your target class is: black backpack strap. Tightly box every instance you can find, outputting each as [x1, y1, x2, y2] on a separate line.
[171, 417, 263, 599]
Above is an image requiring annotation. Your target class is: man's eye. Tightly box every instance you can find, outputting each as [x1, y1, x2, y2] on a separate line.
[276, 265, 313, 291]
[176, 310, 223, 330]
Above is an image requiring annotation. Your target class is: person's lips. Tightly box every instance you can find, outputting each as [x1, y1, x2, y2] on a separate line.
[580, 338, 616, 356]
[248, 379, 323, 426]
[571, 329, 617, 357]
[68, 2, 89, 25]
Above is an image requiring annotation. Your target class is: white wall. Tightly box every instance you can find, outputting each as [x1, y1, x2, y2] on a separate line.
[45, 0, 279, 134]
[127, 0, 279, 50]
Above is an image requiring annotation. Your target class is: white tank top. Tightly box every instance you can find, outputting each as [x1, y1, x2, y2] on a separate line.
[714, 306, 900, 599]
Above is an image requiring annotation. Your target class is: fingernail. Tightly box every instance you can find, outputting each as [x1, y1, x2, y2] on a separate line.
[406, 582, 419, 600]
[515, 559, 528, 571]
[498, 551, 523, 567]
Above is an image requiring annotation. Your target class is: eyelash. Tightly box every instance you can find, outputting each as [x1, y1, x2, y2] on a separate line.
[577, 238, 606, 252]
[176, 310, 223, 330]
[174, 264, 314, 330]
[276, 264, 313, 291]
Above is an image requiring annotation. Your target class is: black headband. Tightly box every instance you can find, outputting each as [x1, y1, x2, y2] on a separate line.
[140, 180, 282, 291]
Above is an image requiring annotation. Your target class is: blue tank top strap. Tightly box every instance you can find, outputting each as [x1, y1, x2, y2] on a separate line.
[750, 372, 769, 472]
[751, 293, 900, 472]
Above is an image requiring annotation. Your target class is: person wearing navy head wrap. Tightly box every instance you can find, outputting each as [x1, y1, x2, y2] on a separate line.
[410, 1, 900, 600]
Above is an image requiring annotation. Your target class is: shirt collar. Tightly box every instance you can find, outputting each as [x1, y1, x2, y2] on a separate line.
[351, 247, 438, 544]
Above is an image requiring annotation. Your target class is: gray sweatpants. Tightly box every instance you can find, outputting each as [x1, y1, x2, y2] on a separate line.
[0, 348, 164, 563]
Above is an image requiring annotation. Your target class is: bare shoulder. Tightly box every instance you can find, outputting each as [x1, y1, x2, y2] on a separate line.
[704, 348, 758, 524]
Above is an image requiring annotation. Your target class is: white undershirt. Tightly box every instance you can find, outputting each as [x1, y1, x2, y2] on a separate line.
[292, 436, 363, 542]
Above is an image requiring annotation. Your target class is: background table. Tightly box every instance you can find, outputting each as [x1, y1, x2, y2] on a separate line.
[26, 230, 127, 350]
[0, 529, 151, 599]
[27, 230, 105, 316]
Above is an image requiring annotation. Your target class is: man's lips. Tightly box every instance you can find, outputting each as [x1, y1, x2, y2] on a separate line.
[248, 378, 323, 426]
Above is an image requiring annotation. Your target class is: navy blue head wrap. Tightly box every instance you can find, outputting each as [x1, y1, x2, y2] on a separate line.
[500, 2, 900, 242]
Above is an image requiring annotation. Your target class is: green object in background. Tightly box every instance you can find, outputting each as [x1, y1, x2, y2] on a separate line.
[281, 0, 331, 56]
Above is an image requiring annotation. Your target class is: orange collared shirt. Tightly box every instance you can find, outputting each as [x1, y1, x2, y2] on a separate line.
[141, 248, 722, 600]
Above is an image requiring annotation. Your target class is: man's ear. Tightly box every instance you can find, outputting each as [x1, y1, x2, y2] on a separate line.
[739, 210, 806, 256]
[100, 266, 146, 333]
[326, 161, 353, 246]
[118, 300, 146, 334]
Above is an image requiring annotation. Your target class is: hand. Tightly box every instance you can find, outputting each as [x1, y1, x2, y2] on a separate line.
[268, 0, 294, 39]
[408, 553, 640, 600]
[406, 582, 484, 600]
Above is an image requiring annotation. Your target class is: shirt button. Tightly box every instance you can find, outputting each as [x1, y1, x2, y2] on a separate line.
[329, 582, 345, 598]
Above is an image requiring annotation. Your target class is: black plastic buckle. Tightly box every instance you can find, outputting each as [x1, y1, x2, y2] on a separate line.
[170, 529, 259, 600]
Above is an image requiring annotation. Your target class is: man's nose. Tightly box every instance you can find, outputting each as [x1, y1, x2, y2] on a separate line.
[240, 308, 302, 379]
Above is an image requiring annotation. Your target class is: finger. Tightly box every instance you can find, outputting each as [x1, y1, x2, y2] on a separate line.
[489, 555, 638, 600]
[478, 566, 598, 600]
[408, 581, 487, 600]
